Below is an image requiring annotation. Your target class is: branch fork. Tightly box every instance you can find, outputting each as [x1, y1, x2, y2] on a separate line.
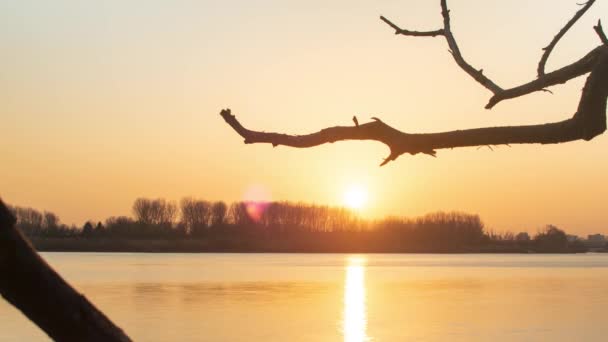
[221, 0, 608, 166]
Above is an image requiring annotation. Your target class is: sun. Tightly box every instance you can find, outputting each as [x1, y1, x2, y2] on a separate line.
[343, 185, 368, 210]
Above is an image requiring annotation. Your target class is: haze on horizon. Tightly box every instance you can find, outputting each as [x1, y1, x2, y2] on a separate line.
[1, 0, 608, 235]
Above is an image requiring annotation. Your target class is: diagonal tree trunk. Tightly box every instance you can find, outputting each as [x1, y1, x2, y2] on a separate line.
[0, 200, 131, 342]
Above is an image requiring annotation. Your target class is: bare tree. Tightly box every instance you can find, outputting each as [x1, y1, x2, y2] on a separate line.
[210, 201, 228, 227]
[156, 200, 177, 226]
[180, 198, 212, 233]
[133, 198, 155, 225]
[43, 211, 60, 230]
[221, 0, 608, 166]
[133, 198, 177, 226]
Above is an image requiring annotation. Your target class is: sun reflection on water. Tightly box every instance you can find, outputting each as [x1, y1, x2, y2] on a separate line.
[342, 256, 369, 342]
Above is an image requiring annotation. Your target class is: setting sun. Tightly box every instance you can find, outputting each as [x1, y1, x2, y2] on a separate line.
[343, 185, 368, 210]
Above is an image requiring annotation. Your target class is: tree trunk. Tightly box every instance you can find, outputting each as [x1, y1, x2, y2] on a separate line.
[0, 200, 131, 342]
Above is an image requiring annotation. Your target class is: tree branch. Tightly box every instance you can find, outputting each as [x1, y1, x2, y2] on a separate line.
[594, 19, 608, 45]
[438, 0, 503, 93]
[537, 0, 596, 77]
[0, 200, 131, 342]
[221, 49, 608, 165]
[486, 46, 603, 108]
[221, 1, 608, 165]
[381, 0, 603, 108]
[379, 16, 444, 37]
[381, 0, 503, 94]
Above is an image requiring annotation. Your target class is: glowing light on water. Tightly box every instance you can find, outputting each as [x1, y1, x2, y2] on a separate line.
[342, 256, 369, 342]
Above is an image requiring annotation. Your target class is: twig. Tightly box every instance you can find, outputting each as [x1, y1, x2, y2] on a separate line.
[594, 19, 608, 45]
[537, 0, 596, 77]
[380, 0, 503, 94]
[379, 16, 444, 37]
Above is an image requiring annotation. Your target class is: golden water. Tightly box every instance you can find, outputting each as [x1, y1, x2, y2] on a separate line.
[2, 253, 608, 341]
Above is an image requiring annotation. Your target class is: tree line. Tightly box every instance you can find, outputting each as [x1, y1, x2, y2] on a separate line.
[7, 198, 589, 253]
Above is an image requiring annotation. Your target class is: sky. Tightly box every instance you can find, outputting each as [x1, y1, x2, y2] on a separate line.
[1, 0, 608, 235]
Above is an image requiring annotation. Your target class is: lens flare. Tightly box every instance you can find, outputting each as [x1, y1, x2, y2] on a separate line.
[243, 185, 272, 222]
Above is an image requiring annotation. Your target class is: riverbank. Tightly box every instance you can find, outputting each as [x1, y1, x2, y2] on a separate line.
[30, 237, 593, 254]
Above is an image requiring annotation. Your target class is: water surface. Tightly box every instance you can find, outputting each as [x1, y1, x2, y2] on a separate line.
[2, 253, 607, 341]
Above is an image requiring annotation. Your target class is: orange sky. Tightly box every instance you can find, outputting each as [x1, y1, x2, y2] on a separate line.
[1, 0, 608, 235]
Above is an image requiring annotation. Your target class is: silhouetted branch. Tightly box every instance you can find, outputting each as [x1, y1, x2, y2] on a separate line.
[538, 0, 596, 77]
[222, 49, 608, 165]
[221, 0, 608, 165]
[594, 19, 608, 45]
[381, 0, 502, 93]
[486, 46, 603, 108]
[379, 16, 444, 37]
[0, 200, 131, 342]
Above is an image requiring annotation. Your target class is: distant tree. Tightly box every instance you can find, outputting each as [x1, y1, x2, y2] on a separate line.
[95, 221, 105, 235]
[156, 199, 177, 226]
[132, 198, 155, 225]
[228, 202, 252, 226]
[516, 232, 531, 242]
[180, 198, 211, 234]
[133, 198, 154, 224]
[210, 201, 227, 227]
[43, 211, 59, 231]
[13, 207, 44, 235]
[105, 216, 138, 237]
[133, 198, 177, 226]
[174, 222, 188, 237]
[82, 221, 94, 237]
[534, 225, 568, 252]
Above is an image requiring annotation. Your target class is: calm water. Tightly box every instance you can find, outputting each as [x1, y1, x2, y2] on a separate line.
[2, 253, 608, 341]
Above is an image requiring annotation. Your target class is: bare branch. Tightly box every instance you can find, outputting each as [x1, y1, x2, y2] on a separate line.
[381, 0, 601, 107]
[222, 2, 608, 165]
[381, 0, 503, 94]
[537, 0, 596, 77]
[379, 16, 444, 37]
[438, 0, 502, 93]
[487, 46, 603, 108]
[594, 19, 608, 45]
[222, 49, 608, 166]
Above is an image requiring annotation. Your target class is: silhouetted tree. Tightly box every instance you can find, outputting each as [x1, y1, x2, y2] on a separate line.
[95, 221, 105, 235]
[13, 206, 44, 236]
[228, 202, 253, 226]
[180, 198, 211, 235]
[43, 211, 59, 230]
[210, 201, 227, 228]
[516, 232, 531, 242]
[132, 198, 154, 225]
[534, 225, 569, 252]
[82, 221, 94, 237]
[133, 198, 177, 226]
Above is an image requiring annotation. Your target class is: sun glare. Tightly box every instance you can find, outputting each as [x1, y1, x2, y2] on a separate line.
[343, 256, 368, 342]
[343, 185, 368, 210]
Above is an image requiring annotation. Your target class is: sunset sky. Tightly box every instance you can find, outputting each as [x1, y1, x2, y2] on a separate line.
[2, 0, 608, 235]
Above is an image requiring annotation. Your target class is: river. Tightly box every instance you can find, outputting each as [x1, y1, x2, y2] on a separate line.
[2, 253, 607, 341]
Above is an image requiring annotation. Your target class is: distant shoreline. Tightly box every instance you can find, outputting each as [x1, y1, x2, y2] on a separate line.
[12, 200, 606, 255]
[31, 237, 597, 254]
